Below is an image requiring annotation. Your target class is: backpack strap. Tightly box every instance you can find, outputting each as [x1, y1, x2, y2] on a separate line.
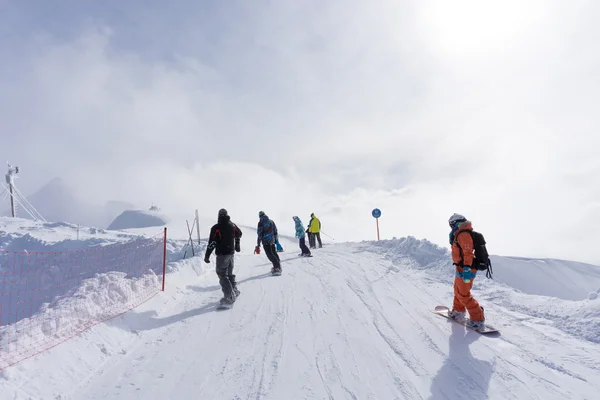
[453, 230, 472, 267]
[486, 259, 493, 279]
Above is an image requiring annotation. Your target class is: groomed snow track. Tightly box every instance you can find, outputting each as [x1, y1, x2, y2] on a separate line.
[1, 243, 599, 400]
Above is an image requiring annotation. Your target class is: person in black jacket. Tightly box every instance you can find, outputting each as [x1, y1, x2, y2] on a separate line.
[255, 211, 282, 274]
[204, 208, 243, 305]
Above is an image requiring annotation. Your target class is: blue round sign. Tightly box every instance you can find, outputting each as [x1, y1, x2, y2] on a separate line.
[372, 208, 381, 218]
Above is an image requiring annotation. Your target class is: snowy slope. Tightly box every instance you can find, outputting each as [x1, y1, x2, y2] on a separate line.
[0, 217, 189, 328]
[0, 230, 599, 399]
[488, 256, 600, 301]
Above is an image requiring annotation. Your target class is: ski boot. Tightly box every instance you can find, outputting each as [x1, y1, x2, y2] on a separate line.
[448, 309, 466, 320]
[466, 306, 485, 330]
[219, 296, 235, 308]
[466, 319, 485, 330]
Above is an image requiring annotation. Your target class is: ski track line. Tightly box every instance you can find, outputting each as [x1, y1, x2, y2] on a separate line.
[475, 295, 600, 389]
[253, 281, 288, 399]
[345, 273, 427, 379]
[217, 278, 271, 400]
[329, 345, 361, 400]
[298, 258, 341, 399]
[319, 253, 423, 399]
[314, 354, 335, 400]
[336, 308, 363, 383]
[298, 251, 398, 399]
[338, 251, 432, 397]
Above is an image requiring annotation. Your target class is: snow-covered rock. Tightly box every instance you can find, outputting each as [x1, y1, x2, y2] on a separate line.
[107, 209, 169, 231]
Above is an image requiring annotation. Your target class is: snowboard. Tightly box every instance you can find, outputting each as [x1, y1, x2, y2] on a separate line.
[298, 253, 313, 257]
[216, 303, 233, 310]
[433, 305, 498, 334]
[216, 294, 238, 310]
[271, 270, 282, 276]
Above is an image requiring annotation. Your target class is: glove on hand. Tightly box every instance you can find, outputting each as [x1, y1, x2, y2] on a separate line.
[462, 266, 473, 283]
[204, 257, 210, 264]
[254, 246, 261, 254]
[235, 239, 240, 252]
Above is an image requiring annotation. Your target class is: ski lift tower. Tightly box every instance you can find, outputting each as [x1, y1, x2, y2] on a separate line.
[0, 163, 47, 221]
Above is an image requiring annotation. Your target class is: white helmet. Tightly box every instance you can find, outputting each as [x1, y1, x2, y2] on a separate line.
[448, 213, 467, 227]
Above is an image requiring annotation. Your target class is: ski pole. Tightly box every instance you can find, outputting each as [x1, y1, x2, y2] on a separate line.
[321, 231, 335, 240]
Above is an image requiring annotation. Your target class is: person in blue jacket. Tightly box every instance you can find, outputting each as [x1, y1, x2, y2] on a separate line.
[255, 211, 282, 273]
[293, 216, 312, 257]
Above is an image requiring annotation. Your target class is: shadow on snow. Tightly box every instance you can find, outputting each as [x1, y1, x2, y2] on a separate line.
[109, 272, 275, 332]
[429, 321, 495, 400]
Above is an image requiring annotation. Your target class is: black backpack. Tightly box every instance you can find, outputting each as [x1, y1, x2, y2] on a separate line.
[455, 230, 493, 279]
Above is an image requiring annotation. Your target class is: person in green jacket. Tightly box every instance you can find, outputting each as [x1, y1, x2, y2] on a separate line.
[307, 213, 322, 249]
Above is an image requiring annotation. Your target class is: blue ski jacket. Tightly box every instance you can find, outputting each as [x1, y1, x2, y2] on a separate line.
[257, 215, 278, 245]
[294, 219, 306, 239]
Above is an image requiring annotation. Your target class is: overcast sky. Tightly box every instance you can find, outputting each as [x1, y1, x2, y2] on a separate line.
[1, 0, 599, 263]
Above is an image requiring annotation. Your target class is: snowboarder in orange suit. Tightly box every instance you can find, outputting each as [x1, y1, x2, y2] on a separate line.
[448, 213, 485, 328]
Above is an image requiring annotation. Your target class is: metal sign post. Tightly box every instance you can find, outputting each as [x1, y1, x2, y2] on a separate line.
[372, 208, 381, 240]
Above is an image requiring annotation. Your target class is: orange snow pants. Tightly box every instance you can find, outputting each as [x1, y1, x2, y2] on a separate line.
[453, 275, 484, 321]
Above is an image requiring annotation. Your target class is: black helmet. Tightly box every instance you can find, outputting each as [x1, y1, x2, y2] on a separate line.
[218, 208, 228, 217]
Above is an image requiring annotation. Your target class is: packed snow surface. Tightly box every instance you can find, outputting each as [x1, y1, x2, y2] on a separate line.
[0, 222, 599, 399]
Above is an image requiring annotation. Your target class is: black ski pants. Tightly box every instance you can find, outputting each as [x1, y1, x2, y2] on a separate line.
[308, 232, 322, 248]
[314, 232, 322, 248]
[216, 254, 236, 299]
[299, 237, 311, 255]
[263, 243, 281, 269]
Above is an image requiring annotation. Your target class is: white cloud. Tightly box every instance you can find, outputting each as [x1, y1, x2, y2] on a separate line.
[0, 0, 599, 263]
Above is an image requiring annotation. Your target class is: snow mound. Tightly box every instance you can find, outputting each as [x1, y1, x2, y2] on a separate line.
[107, 209, 169, 230]
[0, 271, 160, 370]
[490, 256, 600, 301]
[367, 236, 449, 269]
[0, 217, 187, 327]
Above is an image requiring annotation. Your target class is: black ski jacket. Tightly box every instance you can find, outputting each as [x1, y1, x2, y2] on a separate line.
[205, 215, 242, 257]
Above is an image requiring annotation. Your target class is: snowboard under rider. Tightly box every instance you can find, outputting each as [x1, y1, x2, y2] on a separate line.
[292, 216, 311, 257]
[448, 213, 485, 329]
[255, 211, 282, 274]
[204, 208, 243, 306]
